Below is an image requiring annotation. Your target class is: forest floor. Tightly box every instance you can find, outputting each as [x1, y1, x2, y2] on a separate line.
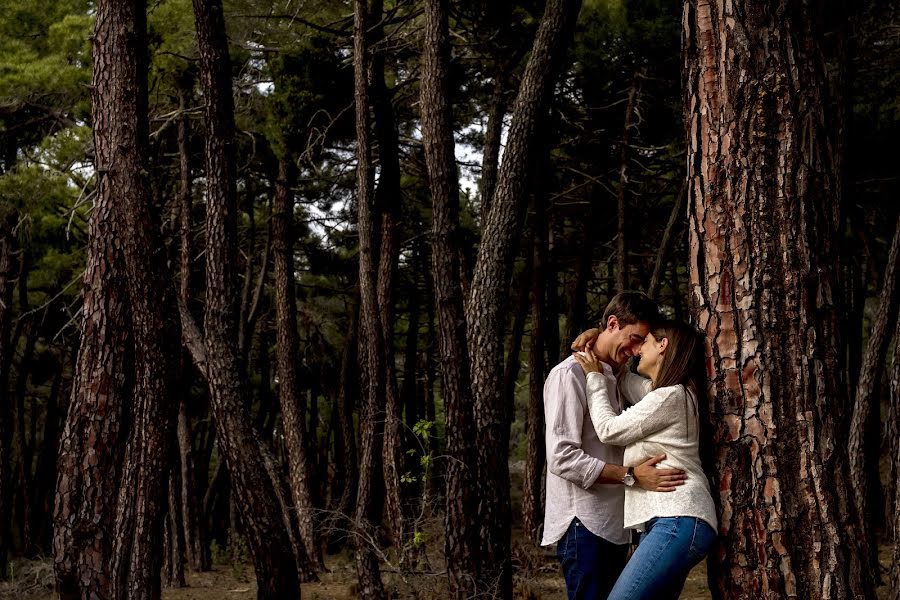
[2, 541, 893, 599]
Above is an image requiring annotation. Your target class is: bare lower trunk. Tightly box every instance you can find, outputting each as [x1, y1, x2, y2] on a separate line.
[848, 213, 900, 568]
[421, 0, 479, 593]
[353, 1, 386, 596]
[192, 0, 301, 595]
[273, 156, 323, 575]
[523, 202, 547, 543]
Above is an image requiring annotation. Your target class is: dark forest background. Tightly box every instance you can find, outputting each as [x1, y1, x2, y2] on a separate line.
[0, 0, 898, 598]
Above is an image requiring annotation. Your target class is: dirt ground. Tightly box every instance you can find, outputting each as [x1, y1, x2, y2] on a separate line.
[4, 545, 894, 599]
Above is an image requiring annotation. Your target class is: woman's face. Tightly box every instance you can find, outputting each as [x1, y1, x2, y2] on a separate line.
[636, 332, 667, 380]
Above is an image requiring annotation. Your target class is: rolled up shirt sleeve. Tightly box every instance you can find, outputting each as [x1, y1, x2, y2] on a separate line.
[544, 367, 605, 489]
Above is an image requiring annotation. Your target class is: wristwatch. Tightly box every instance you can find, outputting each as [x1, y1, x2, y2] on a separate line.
[622, 467, 635, 487]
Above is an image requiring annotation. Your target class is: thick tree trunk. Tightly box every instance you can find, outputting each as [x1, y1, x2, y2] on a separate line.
[465, 0, 581, 593]
[848, 213, 900, 565]
[352, 1, 386, 596]
[684, 0, 872, 596]
[52, 1, 137, 595]
[95, 0, 182, 596]
[421, 0, 479, 594]
[0, 205, 16, 579]
[273, 156, 323, 574]
[191, 0, 301, 596]
[523, 201, 547, 543]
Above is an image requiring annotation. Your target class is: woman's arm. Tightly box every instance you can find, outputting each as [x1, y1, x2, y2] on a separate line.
[585, 372, 676, 445]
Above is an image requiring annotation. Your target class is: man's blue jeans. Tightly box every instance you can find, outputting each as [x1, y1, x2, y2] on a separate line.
[556, 518, 629, 600]
[607, 516, 716, 600]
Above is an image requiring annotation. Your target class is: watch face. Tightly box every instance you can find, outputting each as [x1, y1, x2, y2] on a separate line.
[623, 473, 635, 486]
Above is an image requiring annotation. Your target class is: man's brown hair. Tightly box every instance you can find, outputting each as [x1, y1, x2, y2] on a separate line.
[601, 291, 660, 328]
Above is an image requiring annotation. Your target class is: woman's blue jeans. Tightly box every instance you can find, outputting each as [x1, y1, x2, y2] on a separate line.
[607, 516, 716, 600]
[556, 518, 629, 600]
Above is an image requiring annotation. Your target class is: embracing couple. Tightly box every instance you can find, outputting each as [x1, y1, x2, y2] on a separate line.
[542, 291, 717, 600]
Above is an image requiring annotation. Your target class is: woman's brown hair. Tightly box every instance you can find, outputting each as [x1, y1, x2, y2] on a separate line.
[650, 320, 707, 400]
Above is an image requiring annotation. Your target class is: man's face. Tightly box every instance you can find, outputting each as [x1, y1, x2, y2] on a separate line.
[604, 317, 650, 367]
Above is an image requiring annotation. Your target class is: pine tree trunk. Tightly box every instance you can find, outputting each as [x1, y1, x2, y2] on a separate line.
[52, 0, 135, 594]
[273, 156, 324, 574]
[0, 205, 16, 579]
[647, 182, 686, 299]
[890, 318, 900, 599]
[164, 470, 187, 588]
[92, 0, 183, 595]
[369, 0, 406, 563]
[848, 213, 900, 567]
[191, 0, 301, 596]
[615, 72, 640, 293]
[420, 0, 479, 594]
[352, 1, 386, 596]
[523, 203, 547, 543]
[465, 0, 581, 593]
[331, 297, 359, 547]
[684, 0, 872, 596]
[32, 352, 64, 551]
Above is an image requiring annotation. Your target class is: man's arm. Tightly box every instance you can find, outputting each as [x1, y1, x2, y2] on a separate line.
[544, 367, 606, 489]
[545, 367, 686, 492]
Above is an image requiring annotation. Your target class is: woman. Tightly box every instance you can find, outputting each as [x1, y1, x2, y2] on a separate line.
[572, 319, 717, 600]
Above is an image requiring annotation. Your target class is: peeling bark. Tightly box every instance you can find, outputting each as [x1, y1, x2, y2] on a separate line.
[684, 0, 871, 596]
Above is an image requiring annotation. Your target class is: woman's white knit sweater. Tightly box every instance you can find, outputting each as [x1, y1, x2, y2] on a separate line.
[586, 371, 718, 532]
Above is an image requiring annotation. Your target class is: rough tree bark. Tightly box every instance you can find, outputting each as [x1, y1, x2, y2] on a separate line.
[191, 0, 301, 596]
[848, 213, 900, 564]
[52, 1, 133, 595]
[273, 155, 324, 574]
[420, 0, 479, 594]
[175, 83, 211, 573]
[352, 1, 386, 596]
[100, 0, 183, 595]
[369, 0, 407, 564]
[465, 0, 581, 593]
[684, 0, 872, 596]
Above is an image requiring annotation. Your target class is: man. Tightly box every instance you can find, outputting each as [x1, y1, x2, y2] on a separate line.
[542, 291, 686, 600]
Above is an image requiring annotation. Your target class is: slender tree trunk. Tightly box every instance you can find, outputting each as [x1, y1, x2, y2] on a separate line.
[479, 69, 508, 225]
[191, 0, 301, 595]
[421, 0, 479, 594]
[848, 213, 900, 569]
[273, 155, 324, 574]
[647, 181, 686, 299]
[465, 0, 582, 593]
[564, 207, 593, 350]
[332, 297, 359, 542]
[401, 249, 422, 432]
[890, 317, 900, 599]
[523, 201, 547, 543]
[544, 222, 561, 366]
[163, 469, 187, 588]
[0, 205, 16, 579]
[369, 0, 406, 563]
[32, 352, 64, 551]
[353, 1, 386, 596]
[13, 319, 35, 553]
[615, 71, 641, 293]
[684, 0, 871, 596]
[504, 243, 533, 414]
